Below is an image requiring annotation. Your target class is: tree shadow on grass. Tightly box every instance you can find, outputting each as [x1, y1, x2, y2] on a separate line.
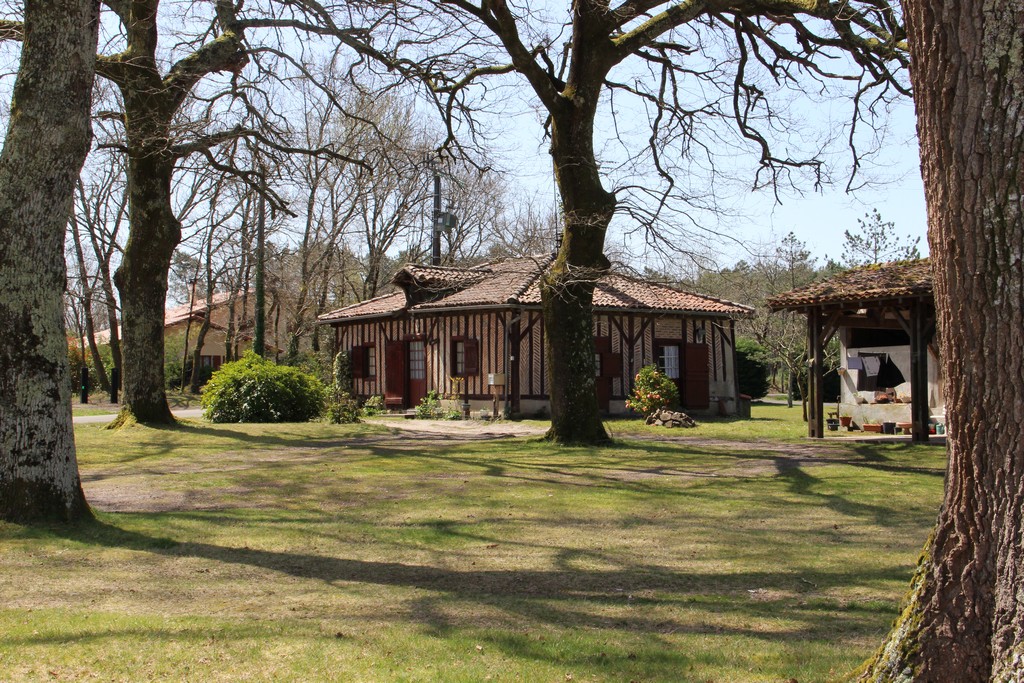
[41, 517, 910, 639]
[631, 438, 946, 480]
[353, 438, 942, 527]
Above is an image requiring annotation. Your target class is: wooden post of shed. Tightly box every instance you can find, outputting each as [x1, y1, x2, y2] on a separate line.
[910, 301, 931, 443]
[807, 307, 824, 438]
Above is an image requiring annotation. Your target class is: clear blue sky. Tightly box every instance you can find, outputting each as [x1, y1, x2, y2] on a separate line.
[466, 15, 928, 272]
[494, 94, 928, 270]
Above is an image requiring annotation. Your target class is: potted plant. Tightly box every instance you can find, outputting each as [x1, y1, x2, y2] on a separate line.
[839, 413, 853, 429]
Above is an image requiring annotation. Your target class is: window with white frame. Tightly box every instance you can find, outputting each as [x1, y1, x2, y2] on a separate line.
[657, 345, 680, 379]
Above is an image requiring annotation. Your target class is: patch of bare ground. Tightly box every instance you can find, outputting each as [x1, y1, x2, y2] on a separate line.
[374, 418, 547, 439]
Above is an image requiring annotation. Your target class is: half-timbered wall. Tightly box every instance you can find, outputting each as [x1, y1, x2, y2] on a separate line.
[334, 308, 739, 413]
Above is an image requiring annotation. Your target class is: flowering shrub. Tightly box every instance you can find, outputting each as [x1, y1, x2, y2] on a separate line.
[626, 365, 680, 416]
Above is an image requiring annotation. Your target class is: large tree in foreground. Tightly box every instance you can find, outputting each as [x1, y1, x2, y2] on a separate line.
[860, 1, 1024, 680]
[315, 1, 908, 442]
[96, 0, 251, 425]
[0, 0, 98, 521]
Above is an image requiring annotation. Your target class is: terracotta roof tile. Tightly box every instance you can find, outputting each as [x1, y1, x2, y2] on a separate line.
[394, 264, 490, 290]
[517, 272, 752, 315]
[411, 255, 554, 310]
[318, 292, 406, 321]
[164, 291, 237, 326]
[767, 259, 933, 310]
[598, 274, 753, 314]
[319, 255, 753, 322]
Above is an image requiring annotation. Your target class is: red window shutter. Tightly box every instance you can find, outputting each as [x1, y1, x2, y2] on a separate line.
[351, 345, 365, 378]
[682, 343, 710, 409]
[464, 338, 479, 375]
[385, 341, 405, 401]
[602, 352, 623, 378]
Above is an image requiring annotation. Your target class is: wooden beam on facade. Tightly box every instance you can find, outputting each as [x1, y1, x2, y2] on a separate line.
[821, 310, 844, 346]
[827, 316, 906, 331]
[889, 307, 913, 337]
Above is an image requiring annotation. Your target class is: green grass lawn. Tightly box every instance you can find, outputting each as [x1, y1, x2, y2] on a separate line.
[71, 389, 200, 416]
[0, 410, 946, 682]
[506, 402, 818, 441]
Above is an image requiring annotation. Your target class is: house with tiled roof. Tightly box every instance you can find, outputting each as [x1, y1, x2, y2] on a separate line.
[92, 290, 274, 376]
[768, 258, 941, 441]
[319, 254, 754, 416]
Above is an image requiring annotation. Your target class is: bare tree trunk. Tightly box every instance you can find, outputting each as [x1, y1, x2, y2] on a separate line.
[0, 0, 97, 522]
[69, 217, 110, 393]
[112, 150, 179, 425]
[860, 1, 1024, 680]
[188, 315, 212, 393]
[82, 173, 126, 384]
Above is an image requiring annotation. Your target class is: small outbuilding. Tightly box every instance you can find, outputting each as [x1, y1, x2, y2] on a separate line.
[768, 259, 940, 442]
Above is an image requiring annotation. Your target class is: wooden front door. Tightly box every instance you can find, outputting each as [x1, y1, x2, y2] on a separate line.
[682, 343, 710, 409]
[384, 341, 405, 407]
[407, 339, 427, 407]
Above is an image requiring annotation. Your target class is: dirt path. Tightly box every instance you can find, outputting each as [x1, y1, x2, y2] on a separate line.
[374, 418, 548, 439]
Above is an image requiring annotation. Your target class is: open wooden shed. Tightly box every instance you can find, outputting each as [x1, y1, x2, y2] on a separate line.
[767, 259, 938, 442]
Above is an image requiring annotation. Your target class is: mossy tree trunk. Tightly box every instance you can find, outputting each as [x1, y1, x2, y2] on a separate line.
[111, 101, 181, 425]
[541, 71, 613, 445]
[860, 1, 1024, 680]
[99, 0, 246, 426]
[0, 0, 98, 521]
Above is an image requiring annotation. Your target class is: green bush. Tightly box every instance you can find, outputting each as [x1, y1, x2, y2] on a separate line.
[735, 337, 771, 399]
[68, 341, 116, 392]
[332, 351, 353, 395]
[325, 391, 361, 424]
[626, 365, 679, 416]
[361, 394, 386, 416]
[201, 352, 326, 423]
[165, 359, 215, 390]
[415, 390, 444, 419]
[290, 350, 336, 386]
[324, 351, 360, 424]
[67, 343, 88, 392]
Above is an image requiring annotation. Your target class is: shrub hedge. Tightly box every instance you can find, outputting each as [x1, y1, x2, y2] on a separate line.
[201, 352, 326, 423]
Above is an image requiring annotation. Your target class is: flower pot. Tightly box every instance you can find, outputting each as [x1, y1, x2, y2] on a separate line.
[826, 418, 840, 432]
[839, 416, 853, 428]
[863, 423, 882, 433]
[882, 421, 896, 435]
